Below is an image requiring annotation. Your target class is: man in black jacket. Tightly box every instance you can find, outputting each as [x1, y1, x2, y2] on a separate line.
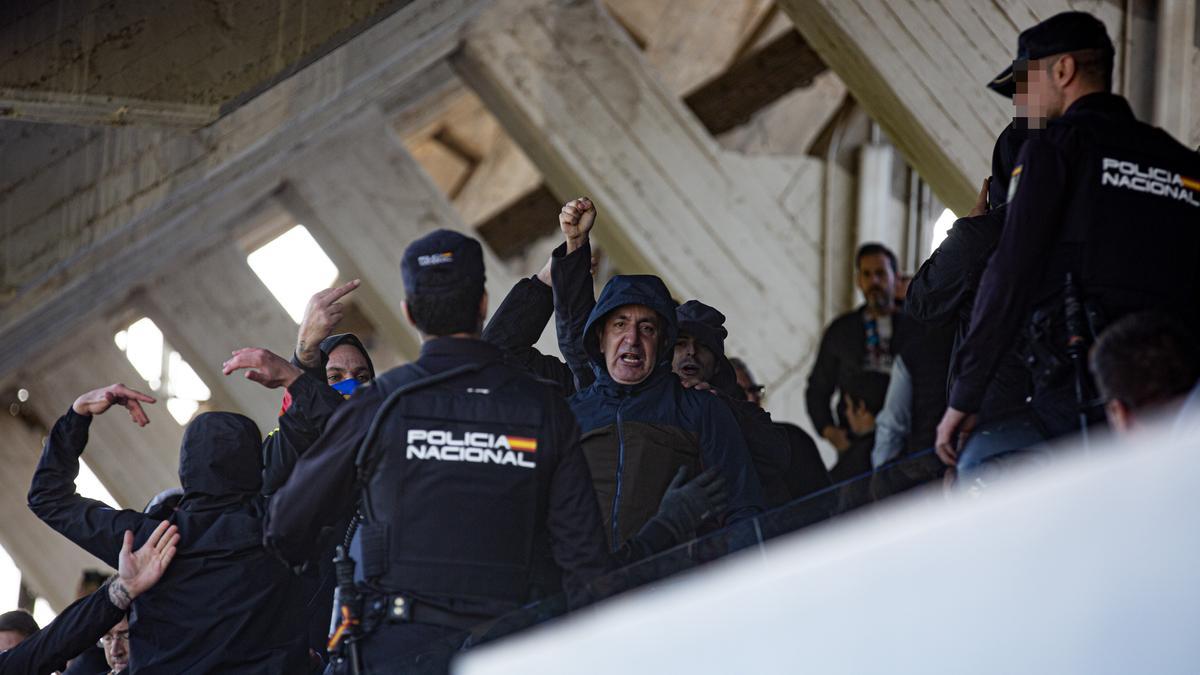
[0, 520, 178, 675]
[908, 126, 1033, 482]
[806, 243, 908, 472]
[937, 12, 1200, 472]
[28, 384, 310, 673]
[266, 230, 720, 671]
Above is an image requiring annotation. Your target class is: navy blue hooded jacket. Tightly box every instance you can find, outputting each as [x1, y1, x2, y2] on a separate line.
[567, 274, 765, 547]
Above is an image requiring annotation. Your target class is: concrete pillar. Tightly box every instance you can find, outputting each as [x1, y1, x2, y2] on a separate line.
[277, 107, 547, 363]
[779, 0, 1124, 215]
[0, 413, 108, 611]
[1153, 0, 1196, 143]
[20, 324, 183, 515]
[141, 242, 302, 435]
[453, 0, 825, 422]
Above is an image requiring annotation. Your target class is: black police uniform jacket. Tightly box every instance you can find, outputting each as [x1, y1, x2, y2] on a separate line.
[951, 93, 1200, 428]
[28, 411, 310, 674]
[265, 337, 614, 619]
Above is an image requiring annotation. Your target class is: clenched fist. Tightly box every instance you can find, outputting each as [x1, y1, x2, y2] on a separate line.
[560, 197, 596, 254]
[295, 279, 360, 368]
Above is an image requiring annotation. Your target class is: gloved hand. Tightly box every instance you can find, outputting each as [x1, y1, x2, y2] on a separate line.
[650, 466, 728, 542]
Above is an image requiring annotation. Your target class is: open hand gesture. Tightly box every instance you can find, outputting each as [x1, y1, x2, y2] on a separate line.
[72, 384, 156, 427]
[108, 520, 180, 609]
[222, 348, 302, 389]
[296, 279, 360, 368]
[560, 198, 596, 254]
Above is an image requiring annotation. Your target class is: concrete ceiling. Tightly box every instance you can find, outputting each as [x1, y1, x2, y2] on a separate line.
[0, 0, 414, 127]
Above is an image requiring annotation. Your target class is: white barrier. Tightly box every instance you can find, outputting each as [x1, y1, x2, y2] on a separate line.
[456, 417, 1200, 675]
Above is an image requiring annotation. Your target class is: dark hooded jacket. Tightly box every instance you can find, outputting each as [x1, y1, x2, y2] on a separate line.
[262, 332, 374, 497]
[566, 274, 765, 546]
[259, 333, 374, 660]
[675, 300, 797, 507]
[28, 410, 308, 674]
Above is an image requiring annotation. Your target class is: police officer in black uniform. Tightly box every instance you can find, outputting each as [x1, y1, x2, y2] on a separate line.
[265, 229, 724, 672]
[936, 11, 1200, 467]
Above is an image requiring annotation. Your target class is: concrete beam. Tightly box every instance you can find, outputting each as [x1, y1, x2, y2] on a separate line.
[0, 88, 218, 128]
[0, 0, 415, 128]
[778, 0, 1124, 215]
[0, 0, 488, 382]
[453, 0, 826, 409]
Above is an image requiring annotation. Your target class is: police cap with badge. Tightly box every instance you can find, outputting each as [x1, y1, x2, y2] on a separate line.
[987, 11, 1114, 98]
[401, 228, 486, 296]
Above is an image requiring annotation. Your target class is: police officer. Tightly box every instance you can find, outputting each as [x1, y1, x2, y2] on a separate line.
[936, 11, 1200, 469]
[265, 229, 724, 672]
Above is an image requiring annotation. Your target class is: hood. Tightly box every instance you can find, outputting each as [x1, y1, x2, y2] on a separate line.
[178, 412, 263, 500]
[676, 300, 742, 398]
[582, 275, 679, 377]
[676, 300, 727, 360]
[320, 333, 375, 380]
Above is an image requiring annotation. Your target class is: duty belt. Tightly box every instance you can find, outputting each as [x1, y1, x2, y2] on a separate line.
[368, 593, 492, 632]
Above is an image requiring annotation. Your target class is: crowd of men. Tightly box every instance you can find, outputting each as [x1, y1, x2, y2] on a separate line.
[2, 10, 1198, 675]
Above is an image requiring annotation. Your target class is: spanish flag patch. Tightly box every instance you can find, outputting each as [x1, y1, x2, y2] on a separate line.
[506, 436, 538, 453]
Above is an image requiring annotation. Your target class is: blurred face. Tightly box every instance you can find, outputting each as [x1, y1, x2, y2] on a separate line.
[672, 334, 716, 388]
[601, 305, 661, 385]
[102, 618, 130, 672]
[0, 630, 24, 650]
[1014, 58, 1065, 128]
[326, 344, 371, 386]
[857, 253, 896, 313]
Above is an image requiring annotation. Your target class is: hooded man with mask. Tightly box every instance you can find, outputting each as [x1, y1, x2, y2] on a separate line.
[223, 324, 377, 664]
[28, 383, 309, 673]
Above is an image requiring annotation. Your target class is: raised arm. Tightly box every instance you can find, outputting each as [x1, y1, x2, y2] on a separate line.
[552, 198, 599, 391]
[482, 260, 576, 394]
[222, 347, 345, 496]
[27, 384, 156, 568]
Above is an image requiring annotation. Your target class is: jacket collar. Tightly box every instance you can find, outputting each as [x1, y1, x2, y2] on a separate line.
[590, 362, 674, 398]
[1064, 92, 1134, 120]
[418, 336, 502, 365]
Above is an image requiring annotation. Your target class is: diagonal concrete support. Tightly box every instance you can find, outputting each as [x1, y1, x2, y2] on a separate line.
[452, 0, 825, 412]
[19, 323, 184, 515]
[277, 107, 548, 362]
[779, 0, 1124, 215]
[141, 242, 302, 434]
[0, 413, 111, 611]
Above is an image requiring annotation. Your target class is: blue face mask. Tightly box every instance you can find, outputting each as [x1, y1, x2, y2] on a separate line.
[331, 378, 360, 398]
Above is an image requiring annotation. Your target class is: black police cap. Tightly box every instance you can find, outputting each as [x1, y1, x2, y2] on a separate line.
[988, 11, 1113, 98]
[401, 229, 486, 296]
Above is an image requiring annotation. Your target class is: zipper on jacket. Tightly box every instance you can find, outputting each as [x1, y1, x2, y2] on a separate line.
[611, 398, 627, 550]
